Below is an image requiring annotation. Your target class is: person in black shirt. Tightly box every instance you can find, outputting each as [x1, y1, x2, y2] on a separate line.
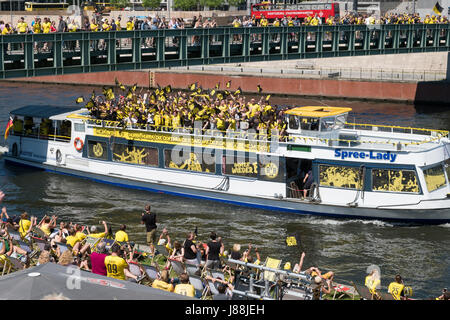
[182, 232, 198, 266]
[141, 204, 157, 254]
[205, 231, 223, 270]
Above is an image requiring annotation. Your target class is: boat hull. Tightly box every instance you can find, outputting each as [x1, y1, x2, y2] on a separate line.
[4, 156, 450, 224]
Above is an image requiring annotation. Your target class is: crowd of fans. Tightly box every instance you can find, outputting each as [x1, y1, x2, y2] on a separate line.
[233, 12, 449, 28]
[0, 190, 338, 300]
[0, 11, 448, 36]
[82, 80, 288, 140]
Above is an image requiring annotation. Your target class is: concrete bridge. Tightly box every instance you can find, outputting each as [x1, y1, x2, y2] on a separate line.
[0, 24, 449, 79]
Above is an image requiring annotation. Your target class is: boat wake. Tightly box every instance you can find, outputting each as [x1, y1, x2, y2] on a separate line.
[301, 216, 394, 227]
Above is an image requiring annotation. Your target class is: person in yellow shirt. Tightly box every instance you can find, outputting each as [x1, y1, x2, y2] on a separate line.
[2, 23, 12, 35]
[174, 272, 196, 297]
[260, 17, 268, 27]
[39, 215, 57, 236]
[152, 270, 174, 292]
[90, 18, 98, 31]
[65, 228, 81, 253]
[88, 221, 108, 238]
[273, 18, 280, 27]
[104, 244, 137, 281]
[365, 268, 381, 300]
[18, 212, 34, 239]
[114, 224, 129, 243]
[126, 18, 134, 31]
[33, 18, 42, 34]
[17, 17, 28, 34]
[42, 18, 51, 33]
[115, 17, 122, 31]
[388, 275, 406, 300]
[101, 19, 111, 31]
[75, 225, 87, 243]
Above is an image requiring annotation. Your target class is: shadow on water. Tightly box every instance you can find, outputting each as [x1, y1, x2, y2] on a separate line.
[413, 51, 449, 118]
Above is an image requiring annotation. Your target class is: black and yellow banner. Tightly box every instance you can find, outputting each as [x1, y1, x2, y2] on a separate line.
[433, 1, 443, 15]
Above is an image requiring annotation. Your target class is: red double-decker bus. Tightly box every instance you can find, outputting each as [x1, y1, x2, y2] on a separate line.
[250, 2, 340, 21]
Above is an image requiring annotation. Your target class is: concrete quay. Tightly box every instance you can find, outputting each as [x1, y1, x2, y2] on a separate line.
[6, 52, 450, 105]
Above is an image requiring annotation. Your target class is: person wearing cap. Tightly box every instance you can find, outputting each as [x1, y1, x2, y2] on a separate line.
[90, 240, 109, 276]
[365, 268, 381, 300]
[312, 275, 332, 300]
[88, 221, 108, 238]
[157, 227, 171, 254]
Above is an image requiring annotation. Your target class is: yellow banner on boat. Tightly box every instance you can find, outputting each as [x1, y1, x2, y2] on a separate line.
[93, 127, 270, 153]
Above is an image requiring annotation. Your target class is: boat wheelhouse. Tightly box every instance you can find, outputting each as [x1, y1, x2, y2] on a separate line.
[4, 105, 450, 223]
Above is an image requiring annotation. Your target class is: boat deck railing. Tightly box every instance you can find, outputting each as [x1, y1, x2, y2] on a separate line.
[344, 122, 449, 137]
[84, 118, 449, 152]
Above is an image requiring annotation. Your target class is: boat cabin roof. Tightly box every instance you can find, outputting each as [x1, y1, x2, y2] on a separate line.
[285, 106, 352, 118]
[11, 105, 81, 120]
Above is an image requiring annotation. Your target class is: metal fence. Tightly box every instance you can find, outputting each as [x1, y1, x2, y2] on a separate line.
[0, 24, 449, 79]
[177, 64, 447, 82]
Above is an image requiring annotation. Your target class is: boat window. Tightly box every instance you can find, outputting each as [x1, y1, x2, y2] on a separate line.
[445, 159, 450, 183]
[12, 116, 24, 135]
[56, 120, 71, 141]
[299, 117, 320, 131]
[288, 115, 299, 130]
[87, 140, 108, 160]
[112, 143, 159, 167]
[320, 117, 335, 132]
[164, 149, 215, 174]
[24, 116, 37, 136]
[335, 115, 346, 129]
[74, 123, 85, 133]
[222, 155, 258, 178]
[372, 169, 419, 193]
[423, 164, 446, 192]
[319, 164, 360, 189]
[38, 118, 53, 137]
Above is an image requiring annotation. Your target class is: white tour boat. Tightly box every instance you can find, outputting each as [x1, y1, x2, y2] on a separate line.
[3, 105, 450, 224]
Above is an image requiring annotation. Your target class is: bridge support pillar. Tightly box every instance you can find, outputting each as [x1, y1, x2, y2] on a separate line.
[107, 37, 116, 67]
[242, 30, 250, 60]
[53, 34, 63, 71]
[80, 35, 90, 69]
[156, 35, 165, 63]
[132, 34, 142, 65]
[222, 31, 230, 62]
[179, 31, 187, 63]
[24, 35, 34, 74]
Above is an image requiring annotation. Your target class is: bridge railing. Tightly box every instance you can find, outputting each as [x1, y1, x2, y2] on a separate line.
[0, 24, 448, 78]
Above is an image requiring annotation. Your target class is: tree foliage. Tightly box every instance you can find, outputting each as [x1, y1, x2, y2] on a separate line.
[227, 0, 245, 7]
[110, 0, 131, 9]
[173, 0, 198, 10]
[199, 0, 224, 9]
[141, 0, 162, 9]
